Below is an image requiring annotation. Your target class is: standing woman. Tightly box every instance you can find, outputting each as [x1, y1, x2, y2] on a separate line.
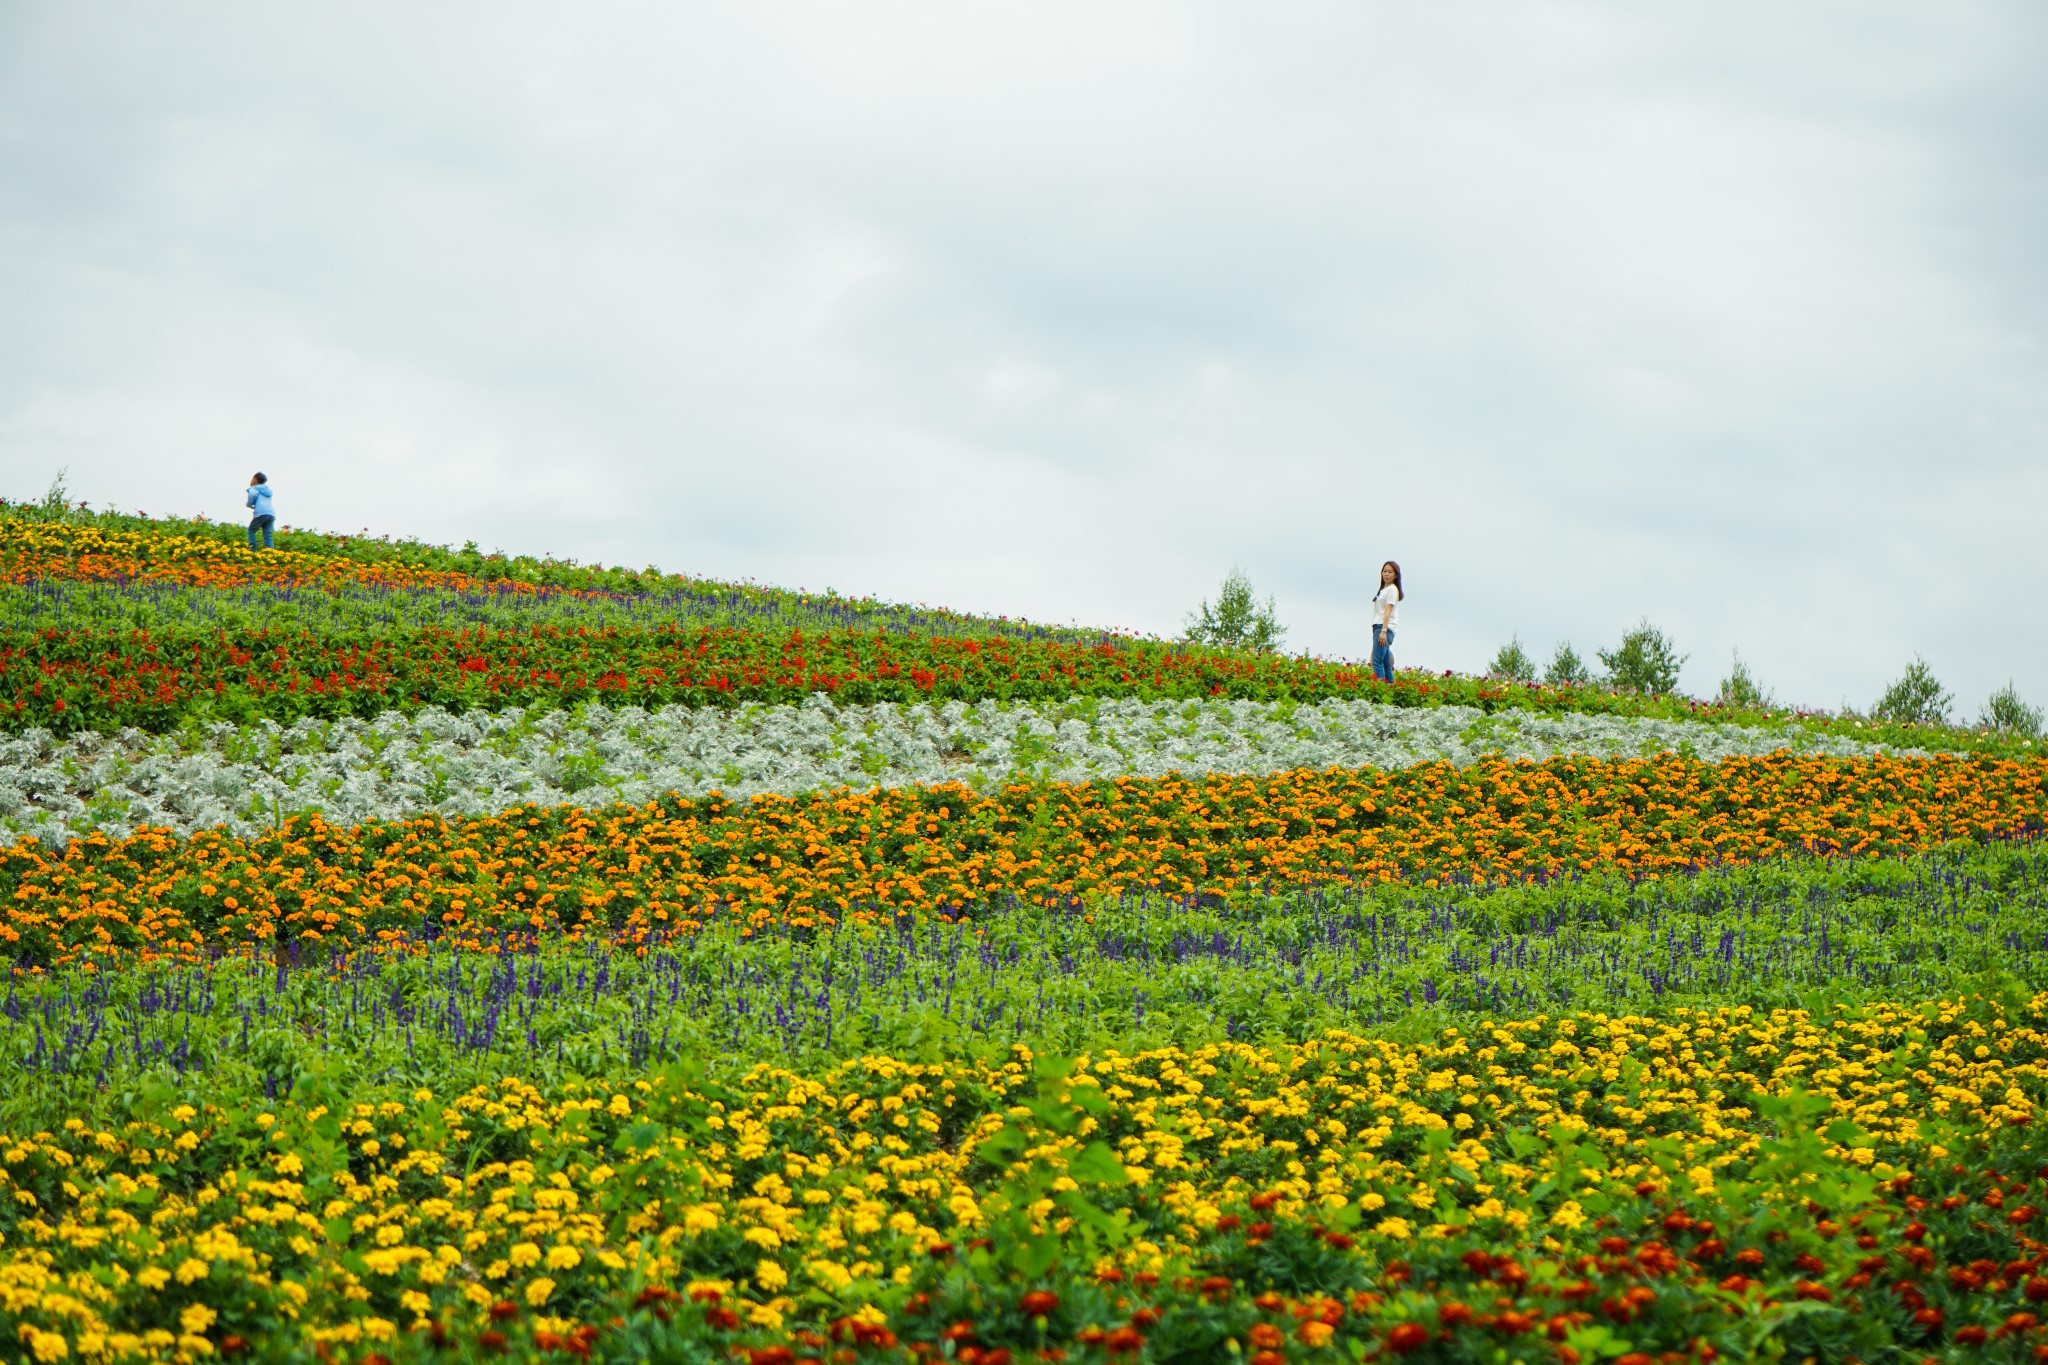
[246, 472, 276, 549]
[1371, 560, 1402, 683]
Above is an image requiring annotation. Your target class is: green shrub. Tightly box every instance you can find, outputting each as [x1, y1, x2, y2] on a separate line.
[1979, 681, 2043, 738]
[1598, 619, 1687, 695]
[1873, 657, 1952, 727]
[1544, 642, 1591, 687]
[1716, 649, 1772, 709]
[1487, 637, 1536, 682]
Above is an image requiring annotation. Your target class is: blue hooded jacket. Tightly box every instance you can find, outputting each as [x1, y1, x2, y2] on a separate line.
[247, 483, 275, 519]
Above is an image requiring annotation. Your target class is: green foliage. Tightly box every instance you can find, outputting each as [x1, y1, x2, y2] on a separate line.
[1979, 681, 2043, 738]
[1715, 649, 1772, 709]
[1597, 619, 1687, 695]
[1872, 656, 1953, 727]
[1182, 566, 1286, 652]
[1487, 636, 1536, 682]
[1544, 642, 1591, 687]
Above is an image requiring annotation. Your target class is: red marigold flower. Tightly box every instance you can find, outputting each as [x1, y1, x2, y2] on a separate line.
[1439, 1303, 1474, 1328]
[1021, 1292, 1059, 1318]
[1955, 1326, 1988, 1346]
[1103, 1326, 1144, 1353]
[1385, 1323, 1430, 1354]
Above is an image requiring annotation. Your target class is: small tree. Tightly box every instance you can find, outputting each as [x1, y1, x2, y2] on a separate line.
[1715, 649, 1772, 710]
[1545, 642, 1592, 687]
[1979, 682, 2043, 738]
[1488, 637, 1537, 682]
[1872, 657, 1952, 727]
[1598, 619, 1688, 695]
[28, 468, 72, 522]
[1183, 566, 1287, 652]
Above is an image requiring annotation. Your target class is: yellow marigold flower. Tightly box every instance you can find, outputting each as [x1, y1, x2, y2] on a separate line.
[807, 1259, 853, 1293]
[25, 1330, 68, 1363]
[508, 1242, 542, 1268]
[756, 1258, 789, 1292]
[1551, 1201, 1587, 1230]
[174, 1258, 209, 1285]
[742, 1227, 781, 1249]
[1373, 1217, 1412, 1240]
[525, 1277, 556, 1307]
[545, 1245, 582, 1271]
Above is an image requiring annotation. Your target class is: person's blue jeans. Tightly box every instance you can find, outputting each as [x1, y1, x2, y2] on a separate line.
[1371, 628, 1395, 683]
[248, 514, 275, 549]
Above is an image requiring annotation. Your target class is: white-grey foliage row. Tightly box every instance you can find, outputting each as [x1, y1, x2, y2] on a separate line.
[0, 695, 1914, 847]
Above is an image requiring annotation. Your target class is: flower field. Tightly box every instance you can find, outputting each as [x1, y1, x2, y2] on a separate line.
[4, 509, 2047, 1363]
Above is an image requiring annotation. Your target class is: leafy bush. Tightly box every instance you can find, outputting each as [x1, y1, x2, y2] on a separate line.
[1183, 566, 1286, 652]
[1597, 619, 1687, 695]
[1544, 642, 1591, 686]
[1873, 657, 1953, 727]
[1487, 636, 1536, 682]
[1715, 649, 1772, 709]
[1979, 681, 2043, 737]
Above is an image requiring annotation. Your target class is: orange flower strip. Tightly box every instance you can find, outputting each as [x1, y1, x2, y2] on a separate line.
[2, 752, 2043, 966]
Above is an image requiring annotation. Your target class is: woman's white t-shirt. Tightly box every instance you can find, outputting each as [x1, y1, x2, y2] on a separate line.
[1373, 584, 1400, 629]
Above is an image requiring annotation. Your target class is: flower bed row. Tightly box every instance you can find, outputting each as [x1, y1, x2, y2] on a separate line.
[0, 513, 1109, 642]
[8, 842, 2046, 1096]
[0, 993, 2042, 1362]
[3, 753, 2043, 966]
[0, 695, 1911, 849]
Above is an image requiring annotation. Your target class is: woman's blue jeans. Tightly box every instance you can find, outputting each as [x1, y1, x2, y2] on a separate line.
[1371, 628, 1395, 683]
[248, 514, 275, 549]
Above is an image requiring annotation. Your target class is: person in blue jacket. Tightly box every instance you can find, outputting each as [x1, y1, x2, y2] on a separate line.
[246, 473, 276, 549]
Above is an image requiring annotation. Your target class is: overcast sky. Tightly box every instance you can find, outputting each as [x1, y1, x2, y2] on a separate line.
[3, 3, 2044, 714]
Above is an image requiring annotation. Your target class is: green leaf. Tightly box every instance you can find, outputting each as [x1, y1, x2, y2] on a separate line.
[616, 1121, 665, 1155]
[1067, 1141, 1130, 1187]
[979, 1127, 1026, 1163]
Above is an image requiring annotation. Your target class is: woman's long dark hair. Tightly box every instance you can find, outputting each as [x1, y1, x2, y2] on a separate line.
[1381, 560, 1403, 601]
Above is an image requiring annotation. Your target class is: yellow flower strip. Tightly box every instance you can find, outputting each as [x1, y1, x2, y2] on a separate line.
[0, 994, 2042, 1359]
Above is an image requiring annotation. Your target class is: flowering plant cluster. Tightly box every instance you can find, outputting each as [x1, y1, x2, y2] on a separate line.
[0, 993, 2043, 1363]
[2, 752, 2042, 966]
[0, 695, 1912, 849]
[6, 517, 2032, 756]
